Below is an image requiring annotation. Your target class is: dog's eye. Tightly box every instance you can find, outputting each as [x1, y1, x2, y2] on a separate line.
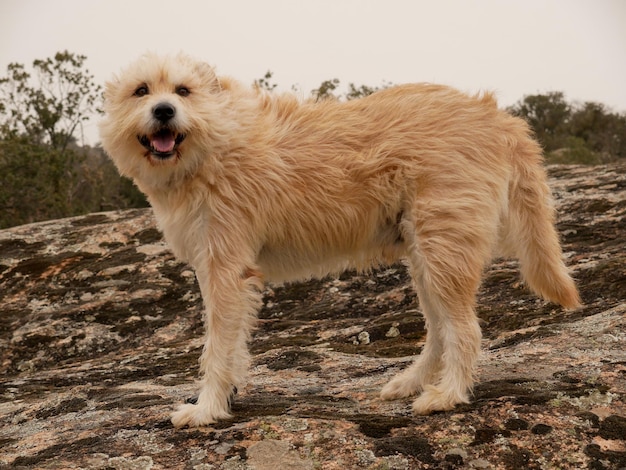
[176, 86, 190, 97]
[134, 85, 149, 97]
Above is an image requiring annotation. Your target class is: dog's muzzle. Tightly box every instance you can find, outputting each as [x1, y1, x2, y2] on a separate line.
[137, 101, 187, 160]
[138, 130, 186, 160]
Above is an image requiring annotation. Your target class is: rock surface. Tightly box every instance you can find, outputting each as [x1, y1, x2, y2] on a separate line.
[1, 163, 625, 469]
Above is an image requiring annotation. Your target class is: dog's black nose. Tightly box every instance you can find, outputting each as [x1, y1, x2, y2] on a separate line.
[153, 102, 176, 122]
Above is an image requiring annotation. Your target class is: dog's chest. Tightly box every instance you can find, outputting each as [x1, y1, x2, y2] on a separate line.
[151, 205, 206, 265]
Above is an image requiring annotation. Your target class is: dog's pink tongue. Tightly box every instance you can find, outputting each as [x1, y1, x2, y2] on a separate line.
[151, 134, 176, 153]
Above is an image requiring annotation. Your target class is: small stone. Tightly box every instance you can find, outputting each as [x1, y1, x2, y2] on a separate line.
[357, 331, 370, 344]
[386, 326, 400, 338]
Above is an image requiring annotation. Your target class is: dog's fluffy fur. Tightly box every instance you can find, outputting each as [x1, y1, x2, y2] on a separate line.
[100, 53, 581, 428]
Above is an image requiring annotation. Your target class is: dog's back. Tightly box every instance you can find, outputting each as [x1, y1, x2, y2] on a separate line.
[248, 85, 579, 312]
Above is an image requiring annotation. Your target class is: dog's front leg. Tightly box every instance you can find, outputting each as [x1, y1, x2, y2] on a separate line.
[171, 261, 262, 428]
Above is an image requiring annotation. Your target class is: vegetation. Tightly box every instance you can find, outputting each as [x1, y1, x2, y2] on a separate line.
[0, 52, 624, 229]
[254, 71, 391, 101]
[310, 77, 392, 101]
[508, 92, 626, 164]
[0, 51, 147, 229]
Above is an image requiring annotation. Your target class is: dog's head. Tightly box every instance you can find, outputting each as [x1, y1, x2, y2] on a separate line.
[99, 53, 223, 187]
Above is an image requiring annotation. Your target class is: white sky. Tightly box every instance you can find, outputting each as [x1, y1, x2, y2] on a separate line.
[1, 0, 625, 145]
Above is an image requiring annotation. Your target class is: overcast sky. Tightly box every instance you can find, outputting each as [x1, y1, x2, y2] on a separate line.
[1, 0, 625, 144]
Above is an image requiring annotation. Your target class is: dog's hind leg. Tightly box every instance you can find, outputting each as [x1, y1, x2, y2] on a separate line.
[407, 268, 483, 415]
[381, 195, 495, 414]
[171, 262, 262, 428]
[380, 283, 443, 399]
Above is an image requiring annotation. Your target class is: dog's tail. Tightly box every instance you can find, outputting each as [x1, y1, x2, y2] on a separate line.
[501, 125, 582, 310]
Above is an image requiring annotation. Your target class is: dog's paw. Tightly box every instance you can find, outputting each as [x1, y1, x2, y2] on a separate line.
[184, 387, 237, 409]
[380, 374, 421, 400]
[410, 385, 469, 415]
[171, 403, 231, 428]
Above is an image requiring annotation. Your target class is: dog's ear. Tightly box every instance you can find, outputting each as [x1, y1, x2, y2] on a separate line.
[195, 62, 221, 93]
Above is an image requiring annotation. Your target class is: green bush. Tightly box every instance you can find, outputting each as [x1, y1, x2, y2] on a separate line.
[0, 51, 148, 229]
[546, 137, 601, 165]
[509, 93, 626, 163]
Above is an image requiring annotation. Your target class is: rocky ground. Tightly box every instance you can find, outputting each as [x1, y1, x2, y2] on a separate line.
[1, 163, 625, 469]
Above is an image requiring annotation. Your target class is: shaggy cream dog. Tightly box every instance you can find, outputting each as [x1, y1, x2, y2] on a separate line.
[100, 53, 580, 428]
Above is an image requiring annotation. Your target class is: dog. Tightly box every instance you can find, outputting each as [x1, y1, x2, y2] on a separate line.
[99, 53, 581, 428]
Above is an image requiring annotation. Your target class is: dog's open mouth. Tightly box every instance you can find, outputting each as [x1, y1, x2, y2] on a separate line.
[138, 129, 186, 160]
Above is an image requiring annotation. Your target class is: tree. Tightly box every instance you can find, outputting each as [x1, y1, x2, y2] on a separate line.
[510, 93, 626, 163]
[569, 102, 626, 160]
[0, 136, 72, 227]
[344, 81, 392, 101]
[508, 92, 571, 152]
[0, 51, 102, 152]
[0, 51, 108, 228]
[312, 78, 391, 101]
[311, 78, 341, 101]
[253, 71, 278, 92]
[254, 71, 392, 102]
